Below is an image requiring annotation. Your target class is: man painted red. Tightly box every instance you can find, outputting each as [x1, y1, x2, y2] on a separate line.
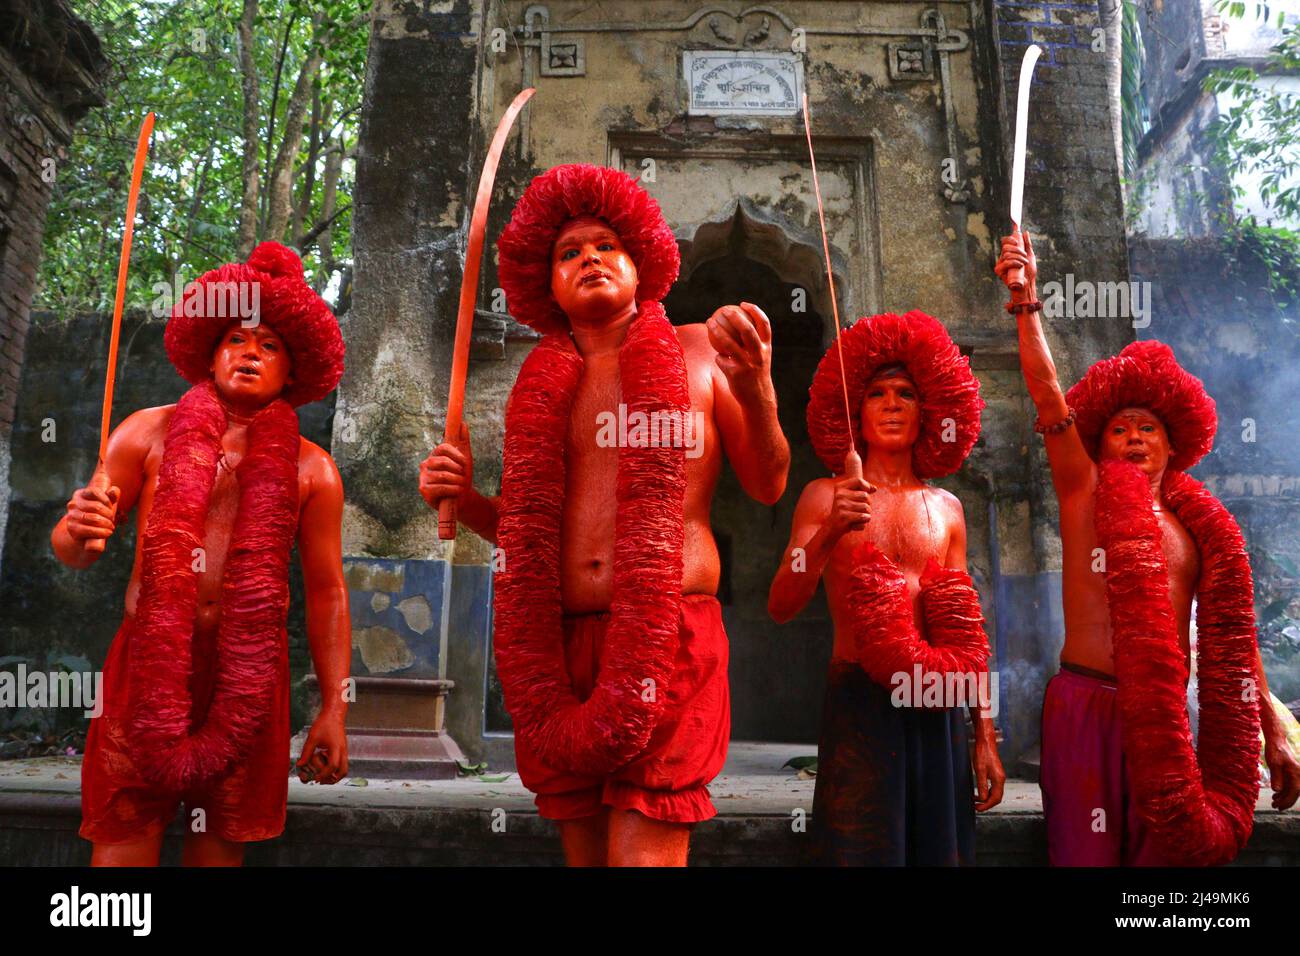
[420, 164, 790, 865]
[768, 310, 1004, 865]
[997, 229, 1300, 866]
[52, 242, 351, 867]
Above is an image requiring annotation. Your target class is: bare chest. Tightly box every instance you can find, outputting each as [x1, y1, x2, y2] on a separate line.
[826, 488, 951, 595]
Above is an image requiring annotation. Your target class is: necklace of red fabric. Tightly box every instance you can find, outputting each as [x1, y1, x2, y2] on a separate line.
[1095, 458, 1261, 865]
[844, 542, 990, 702]
[493, 301, 689, 776]
[128, 379, 300, 793]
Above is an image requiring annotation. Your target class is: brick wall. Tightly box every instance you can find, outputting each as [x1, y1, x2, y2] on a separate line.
[0, 56, 62, 572]
[0, 4, 105, 572]
[989, 0, 1134, 764]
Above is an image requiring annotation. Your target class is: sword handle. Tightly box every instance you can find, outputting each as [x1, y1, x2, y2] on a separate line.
[1005, 264, 1026, 294]
[438, 497, 457, 541]
[84, 467, 113, 555]
[844, 448, 863, 481]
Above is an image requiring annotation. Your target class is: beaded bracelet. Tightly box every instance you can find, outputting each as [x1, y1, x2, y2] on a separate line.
[1005, 300, 1043, 315]
[1034, 408, 1076, 435]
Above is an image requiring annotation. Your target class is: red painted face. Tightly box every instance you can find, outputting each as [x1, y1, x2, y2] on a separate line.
[859, 372, 921, 452]
[210, 321, 294, 407]
[1100, 406, 1172, 476]
[550, 215, 639, 323]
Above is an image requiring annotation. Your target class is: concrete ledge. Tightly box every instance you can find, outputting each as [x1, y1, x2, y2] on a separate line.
[3, 746, 1298, 866]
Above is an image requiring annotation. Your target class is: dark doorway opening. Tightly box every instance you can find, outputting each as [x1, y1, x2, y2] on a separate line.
[664, 247, 832, 743]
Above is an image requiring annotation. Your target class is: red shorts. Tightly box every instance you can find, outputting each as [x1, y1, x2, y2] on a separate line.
[80, 615, 291, 845]
[512, 594, 731, 824]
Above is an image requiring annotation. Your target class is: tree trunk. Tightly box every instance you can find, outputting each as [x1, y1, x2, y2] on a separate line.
[314, 142, 344, 291]
[293, 87, 325, 242]
[236, 0, 261, 259]
[265, 19, 324, 241]
[1100, 0, 1125, 194]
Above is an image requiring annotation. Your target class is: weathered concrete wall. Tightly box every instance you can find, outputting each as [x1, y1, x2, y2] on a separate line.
[1130, 90, 1230, 238]
[473, 0, 1045, 752]
[341, 0, 1137, 769]
[0, 312, 335, 735]
[1131, 1, 1300, 238]
[990, 0, 1137, 762]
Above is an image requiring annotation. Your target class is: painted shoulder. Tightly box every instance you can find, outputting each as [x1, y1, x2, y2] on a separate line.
[930, 485, 965, 522]
[675, 321, 712, 352]
[298, 436, 340, 481]
[109, 404, 176, 448]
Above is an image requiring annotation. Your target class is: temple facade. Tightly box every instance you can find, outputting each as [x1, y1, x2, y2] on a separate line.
[338, 0, 1133, 773]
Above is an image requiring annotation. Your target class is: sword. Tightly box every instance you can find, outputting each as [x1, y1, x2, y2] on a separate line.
[1007, 44, 1042, 292]
[87, 111, 155, 555]
[438, 88, 535, 540]
[801, 92, 861, 480]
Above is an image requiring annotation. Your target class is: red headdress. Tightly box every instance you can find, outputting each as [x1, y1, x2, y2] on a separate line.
[128, 243, 344, 794]
[806, 310, 983, 478]
[1065, 339, 1216, 472]
[492, 165, 689, 776]
[496, 163, 680, 334]
[1068, 340, 1259, 865]
[164, 241, 345, 407]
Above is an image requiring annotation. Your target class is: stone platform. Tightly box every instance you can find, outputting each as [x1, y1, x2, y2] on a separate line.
[2, 743, 1296, 866]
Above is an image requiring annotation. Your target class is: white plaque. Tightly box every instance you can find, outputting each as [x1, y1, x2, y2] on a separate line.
[685, 51, 803, 116]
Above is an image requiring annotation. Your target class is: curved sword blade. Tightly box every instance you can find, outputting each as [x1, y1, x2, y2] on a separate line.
[439, 87, 535, 540]
[1010, 44, 1042, 228]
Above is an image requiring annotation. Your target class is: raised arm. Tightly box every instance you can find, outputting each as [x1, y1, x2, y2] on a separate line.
[294, 446, 351, 786]
[51, 407, 158, 569]
[706, 302, 790, 506]
[995, 229, 1095, 499]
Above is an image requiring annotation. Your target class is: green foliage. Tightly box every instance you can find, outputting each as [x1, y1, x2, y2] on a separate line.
[37, 0, 369, 317]
[1217, 217, 1300, 308]
[1120, 0, 1147, 178]
[1203, 2, 1300, 224]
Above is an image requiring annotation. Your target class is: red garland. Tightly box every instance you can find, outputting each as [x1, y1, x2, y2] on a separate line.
[493, 301, 689, 775]
[1095, 458, 1260, 866]
[807, 310, 983, 479]
[844, 542, 990, 701]
[128, 380, 300, 793]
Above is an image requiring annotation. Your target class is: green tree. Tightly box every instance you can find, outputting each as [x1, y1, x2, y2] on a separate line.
[37, 0, 370, 317]
[1204, 2, 1300, 223]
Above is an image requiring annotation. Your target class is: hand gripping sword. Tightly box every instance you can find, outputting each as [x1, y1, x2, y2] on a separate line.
[87, 111, 155, 555]
[438, 88, 535, 540]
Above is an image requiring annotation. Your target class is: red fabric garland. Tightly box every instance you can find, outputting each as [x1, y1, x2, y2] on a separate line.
[844, 542, 990, 702]
[1094, 458, 1260, 866]
[493, 301, 689, 775]
[128, 380, 300, 793]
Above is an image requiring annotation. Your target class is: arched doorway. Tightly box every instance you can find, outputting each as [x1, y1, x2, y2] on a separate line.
[663, 206, 848, 743]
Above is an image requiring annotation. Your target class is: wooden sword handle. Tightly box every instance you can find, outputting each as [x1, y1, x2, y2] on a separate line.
[83, 466, 113, 555]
